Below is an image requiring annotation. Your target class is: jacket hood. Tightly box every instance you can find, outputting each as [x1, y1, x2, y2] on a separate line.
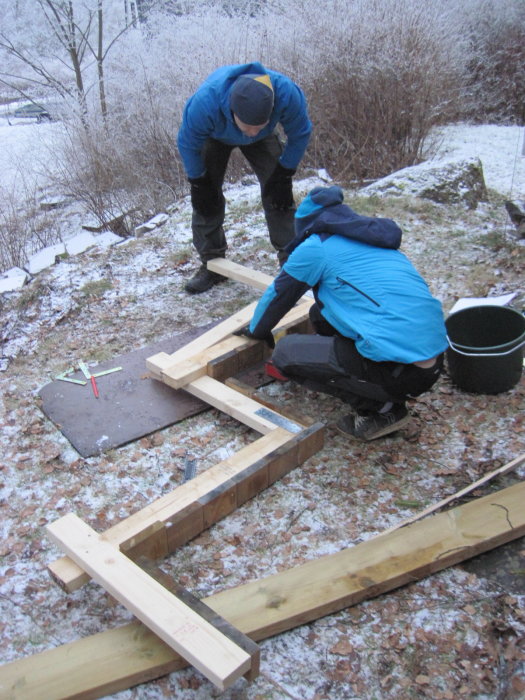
[287, 185, 402, 254]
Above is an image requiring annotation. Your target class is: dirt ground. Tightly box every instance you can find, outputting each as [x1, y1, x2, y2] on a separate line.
[0, 181, 524, 699]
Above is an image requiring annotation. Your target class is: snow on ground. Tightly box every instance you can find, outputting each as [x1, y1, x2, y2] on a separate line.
[0, 116, 62, 195]
[429, 124, 525, 197]
[0, 122, 524, 699]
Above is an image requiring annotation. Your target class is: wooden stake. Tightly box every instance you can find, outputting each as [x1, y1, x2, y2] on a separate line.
[382, 452, 525, 535]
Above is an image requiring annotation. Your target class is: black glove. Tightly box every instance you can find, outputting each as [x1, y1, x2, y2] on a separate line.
[263, 163, 296, 210]
[234, 325, 275, 349]
[189, 172, 223, 217]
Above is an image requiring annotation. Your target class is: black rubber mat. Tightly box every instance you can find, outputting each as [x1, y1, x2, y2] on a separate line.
[39, 326, 216, 458]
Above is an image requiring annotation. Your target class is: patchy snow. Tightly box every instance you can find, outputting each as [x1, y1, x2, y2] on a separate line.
[0, 123, 524, 699]
[429, 124, 525, 197]
[0, 116, 62, 194]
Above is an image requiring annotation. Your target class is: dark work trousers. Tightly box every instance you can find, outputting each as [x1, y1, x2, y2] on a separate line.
[271, 305, 444, 413]
[192, 135, 296, 265]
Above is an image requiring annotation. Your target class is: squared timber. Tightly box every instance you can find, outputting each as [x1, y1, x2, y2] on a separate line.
[165, 503, 205, 552]
[48, 423, 324, 591]
[46, 513, 258, 691]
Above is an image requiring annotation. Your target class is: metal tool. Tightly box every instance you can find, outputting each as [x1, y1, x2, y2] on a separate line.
[183, 456, 197, 482]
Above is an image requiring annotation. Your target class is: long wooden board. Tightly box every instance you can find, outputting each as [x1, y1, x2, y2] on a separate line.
[146, 300, 259, 379]
[46, 514, 257, 691]
[5, 480, 524, 699]
[207, 257, 274, 291]
[147, 300, 312, 381]
[183, 375, 303, 434]
[48, 423, 324, 591]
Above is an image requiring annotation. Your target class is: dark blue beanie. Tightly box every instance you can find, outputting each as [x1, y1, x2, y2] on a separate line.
[230, 74, 274, 125]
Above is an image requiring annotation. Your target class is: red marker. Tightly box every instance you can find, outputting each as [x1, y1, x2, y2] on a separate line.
[90, 375, 99, 398]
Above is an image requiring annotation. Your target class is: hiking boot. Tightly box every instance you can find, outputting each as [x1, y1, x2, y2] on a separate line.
[184, 265, 225, 294]
[336, 405, 410, 441]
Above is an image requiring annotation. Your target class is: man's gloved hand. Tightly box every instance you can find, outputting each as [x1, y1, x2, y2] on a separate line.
[189, 172, 223, 217]
[263, 163, 296, 210]
[234, 325, 275, 349]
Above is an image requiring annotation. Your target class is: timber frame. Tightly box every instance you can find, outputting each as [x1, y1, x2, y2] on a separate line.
[1, 259, 524, 698]
[42, 259, 323, 690]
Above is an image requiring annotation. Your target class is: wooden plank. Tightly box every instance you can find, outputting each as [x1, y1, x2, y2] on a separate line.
[136, 558, 260, 682]
[150, 299, 312, 387]
[48, 429, 295, 591]
[206, 258, 274, 291]
[4, 481, 524, 699]
[146, 300, 259, 380]
[207, 341, 266, 382]
[46, 514, 256, 691]
[225, 376, 315, 427]
[154, 336, 249, 389]
[212, 479, 525, 641]
[184, 375, 304, 435]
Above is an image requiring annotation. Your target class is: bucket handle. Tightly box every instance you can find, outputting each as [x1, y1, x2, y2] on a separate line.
[446, 335, 525, 358]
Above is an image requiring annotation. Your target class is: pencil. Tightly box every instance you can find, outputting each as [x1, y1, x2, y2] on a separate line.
[90, 375, 99, 398]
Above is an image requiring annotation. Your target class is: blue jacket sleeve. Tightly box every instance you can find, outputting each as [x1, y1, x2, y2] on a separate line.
[248, 236, 324, 337]
[177, 91, 217, 178]
[248, 270, 310, 338]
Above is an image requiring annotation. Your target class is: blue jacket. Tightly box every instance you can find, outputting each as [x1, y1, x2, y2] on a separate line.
[249, 187, 448, 364]
[177, 62, 312, 179]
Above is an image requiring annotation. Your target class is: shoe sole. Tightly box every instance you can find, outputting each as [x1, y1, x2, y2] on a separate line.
[363, 414, 411, 441]
[184, 277, 226, 294]
[335, 414, 411, 441]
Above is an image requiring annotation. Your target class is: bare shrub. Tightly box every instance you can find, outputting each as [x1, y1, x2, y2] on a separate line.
[460, 0, 525, 124]
[50, 0, 467, 208]
[271, 0, 465, 182]
[0, 177, 61, 271]
[49, 107, 180, 230]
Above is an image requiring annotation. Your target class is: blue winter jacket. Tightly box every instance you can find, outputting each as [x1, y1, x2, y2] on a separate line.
[249, 187, 448, 364]
[177, 62, 312, 179]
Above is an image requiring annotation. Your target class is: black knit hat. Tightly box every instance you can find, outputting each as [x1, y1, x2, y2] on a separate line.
[230, 73, 274, 125]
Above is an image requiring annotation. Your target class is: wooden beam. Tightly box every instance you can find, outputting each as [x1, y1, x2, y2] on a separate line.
[146, 300, 259, 380]
[152, 336, 249, 389]
[146, 258, 313, 384]
[4, 480, 524, 699]
[46, 514, 258, 691]
[183, 375, 304, 434]
[148, 299, 312, 386]
[206, 258, 274, 291]
[48, 423, 324, 592]
[136, 557, 260, 682]
[225, 376, 316, 428]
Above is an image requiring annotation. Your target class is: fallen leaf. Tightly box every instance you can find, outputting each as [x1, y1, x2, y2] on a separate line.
[330, 638, 354, 655]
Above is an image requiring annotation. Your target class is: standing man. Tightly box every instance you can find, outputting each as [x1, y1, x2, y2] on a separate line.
[177, 62, 312, 293]
[237, 186, 448, 441]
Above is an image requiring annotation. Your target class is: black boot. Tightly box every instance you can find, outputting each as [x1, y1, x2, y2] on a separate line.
[184, 265, 225, 294]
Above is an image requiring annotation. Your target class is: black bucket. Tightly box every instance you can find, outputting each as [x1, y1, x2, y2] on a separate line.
[446, 305, 525, 394]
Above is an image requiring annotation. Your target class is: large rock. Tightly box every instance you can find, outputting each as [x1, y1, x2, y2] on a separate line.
[360, 157, 488, 209]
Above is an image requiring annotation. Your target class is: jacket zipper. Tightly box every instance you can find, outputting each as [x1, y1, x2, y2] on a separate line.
[336, 277, 381, 307]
